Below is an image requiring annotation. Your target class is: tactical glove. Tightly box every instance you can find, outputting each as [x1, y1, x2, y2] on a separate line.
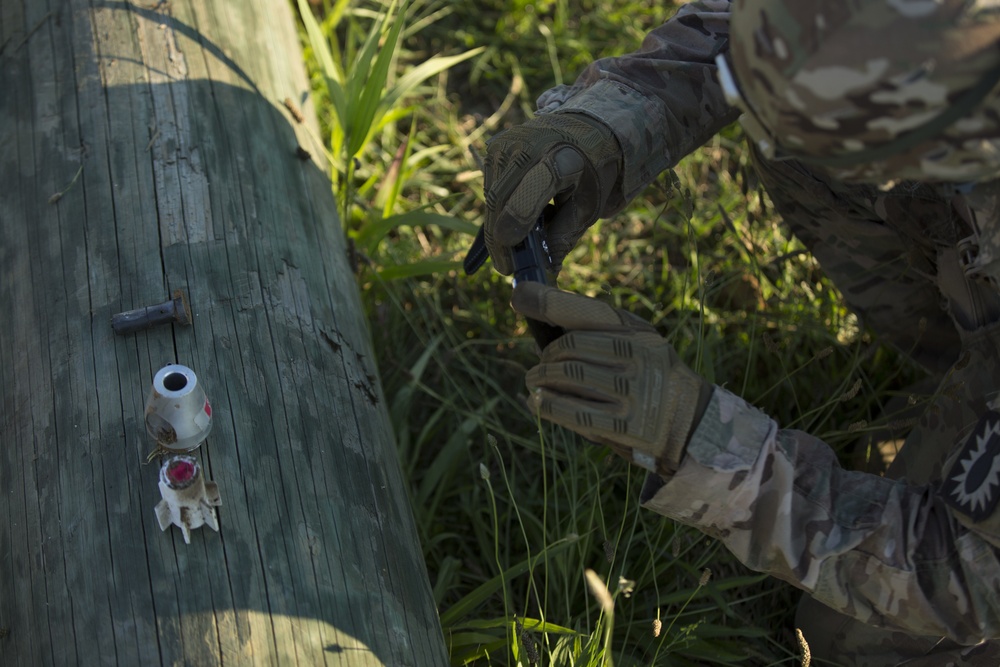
[511, 282, 713, 476]
[483, 112, 623, 275]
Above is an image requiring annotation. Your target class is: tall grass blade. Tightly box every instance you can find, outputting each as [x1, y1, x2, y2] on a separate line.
[440, 536, 579, 628]
[295, 0, 339, 83]
[380, 47, 487, 113]
[378, 259, 463, 280]
[347, 0, 407, 158]
[357, 209, 478, 255]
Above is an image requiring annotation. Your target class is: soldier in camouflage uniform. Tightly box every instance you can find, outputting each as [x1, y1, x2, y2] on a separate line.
[474, 0, 1000, 664]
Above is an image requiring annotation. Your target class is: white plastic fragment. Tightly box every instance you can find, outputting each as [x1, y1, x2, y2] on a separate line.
[145, 364, 213, 452]
[154, 454, 221, 544]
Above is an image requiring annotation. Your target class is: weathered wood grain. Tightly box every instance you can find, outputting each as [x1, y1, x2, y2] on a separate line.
[0, 0, 448, 664]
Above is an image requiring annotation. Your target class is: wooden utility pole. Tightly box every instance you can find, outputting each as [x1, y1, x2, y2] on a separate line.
[0, 0, 448, 664]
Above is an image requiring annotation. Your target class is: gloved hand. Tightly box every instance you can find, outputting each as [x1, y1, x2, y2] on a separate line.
[511, 282, 713, 477]
[483, 112, 623, 275]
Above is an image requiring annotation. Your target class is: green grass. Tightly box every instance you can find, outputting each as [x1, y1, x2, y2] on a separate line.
[295, 1, 927, 664]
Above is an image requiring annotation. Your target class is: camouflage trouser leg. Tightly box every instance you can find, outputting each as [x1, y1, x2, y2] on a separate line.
[751, 149, 1000, 666]
[794, 595, 1000, 667]
[748, 148, 962, 377]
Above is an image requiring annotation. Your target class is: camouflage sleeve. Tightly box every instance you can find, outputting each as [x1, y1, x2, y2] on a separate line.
[537, 0, 740, 208]
[640, 387, 1000, 645]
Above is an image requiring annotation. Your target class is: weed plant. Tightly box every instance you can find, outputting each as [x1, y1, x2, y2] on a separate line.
[297, 1, 929, 664]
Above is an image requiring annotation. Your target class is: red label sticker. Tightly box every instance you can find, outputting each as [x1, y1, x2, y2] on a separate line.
[204, 399, 212, 418]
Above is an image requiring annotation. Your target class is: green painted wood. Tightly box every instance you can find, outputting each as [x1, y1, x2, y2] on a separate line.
[0, 0, 448, 664]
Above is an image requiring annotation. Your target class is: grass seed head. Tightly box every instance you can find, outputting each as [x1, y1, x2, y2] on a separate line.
[585, 569, 614, 615]
[840, 378, 862, 402]
[796, 628, 811, 667]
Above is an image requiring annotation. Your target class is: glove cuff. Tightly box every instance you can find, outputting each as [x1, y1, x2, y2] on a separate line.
[658, 366, 713, 475]
[550, 81, 670, 209]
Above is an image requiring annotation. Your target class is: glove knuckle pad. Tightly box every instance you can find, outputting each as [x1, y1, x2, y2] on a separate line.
[508, 165, 556, 220]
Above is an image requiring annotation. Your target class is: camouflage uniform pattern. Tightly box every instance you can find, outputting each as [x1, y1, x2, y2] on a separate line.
[537, 1, 1000, 664]
[537, 0, 740, 207]
[725, 0, 1000, 186]
[745, 150, 1000, 665]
